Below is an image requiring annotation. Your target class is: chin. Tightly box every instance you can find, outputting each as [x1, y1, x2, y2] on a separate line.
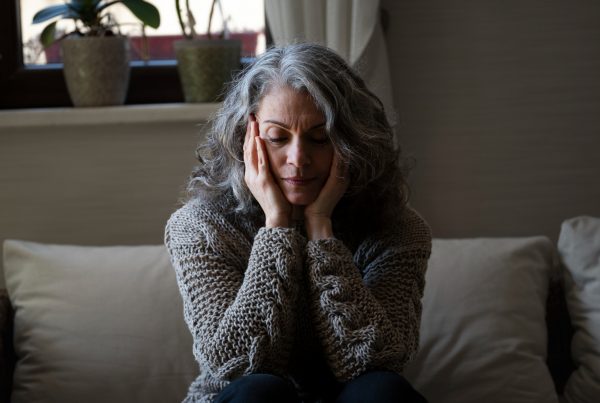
[284, 193, 317, 206]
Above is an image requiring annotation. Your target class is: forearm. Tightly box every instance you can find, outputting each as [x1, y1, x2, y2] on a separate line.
[306, 239, 406, 380]
[199, 276, 297, 377]
[168, 225, 305, 379]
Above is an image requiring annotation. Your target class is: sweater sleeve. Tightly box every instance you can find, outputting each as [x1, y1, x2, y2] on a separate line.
[164, 202, 304, 381]
[306, 207, 431, 381]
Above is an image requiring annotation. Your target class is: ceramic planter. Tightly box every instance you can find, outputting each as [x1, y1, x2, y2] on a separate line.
[61, 36, 130, 107]
[174, 39, 241, 103]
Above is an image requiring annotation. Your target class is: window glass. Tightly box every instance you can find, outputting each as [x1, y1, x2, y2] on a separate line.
[20, 0, 266, 65]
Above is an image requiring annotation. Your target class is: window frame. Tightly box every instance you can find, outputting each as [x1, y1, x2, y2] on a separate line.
[0, 1, 271, 109]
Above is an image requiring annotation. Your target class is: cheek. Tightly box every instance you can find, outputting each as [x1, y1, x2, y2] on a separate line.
[263, 145, 283, 172]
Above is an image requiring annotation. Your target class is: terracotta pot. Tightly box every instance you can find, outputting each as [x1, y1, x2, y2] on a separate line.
[174, 39, 241, 103]
[61, 36, 130, 107]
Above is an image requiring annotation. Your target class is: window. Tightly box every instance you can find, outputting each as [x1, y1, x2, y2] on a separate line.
[0, 0, 267, 109]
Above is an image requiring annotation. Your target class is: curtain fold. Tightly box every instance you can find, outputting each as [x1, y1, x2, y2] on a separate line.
[265, 0, 395, 124]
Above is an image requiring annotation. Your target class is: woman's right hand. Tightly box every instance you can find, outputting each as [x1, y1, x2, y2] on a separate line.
[244, 115, 292, 228]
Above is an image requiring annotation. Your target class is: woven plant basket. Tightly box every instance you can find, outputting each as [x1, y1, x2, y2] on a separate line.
[174, 39, 241, 103]
[61, 36, 130, 107]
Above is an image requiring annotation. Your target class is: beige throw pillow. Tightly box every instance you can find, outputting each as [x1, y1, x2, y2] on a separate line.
[2, 240, 198, 403]
[404, 237, 559, 403]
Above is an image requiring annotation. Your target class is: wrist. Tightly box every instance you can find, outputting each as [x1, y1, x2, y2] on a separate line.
[265, 214, 290, 228]
[305, 216, 333, 241]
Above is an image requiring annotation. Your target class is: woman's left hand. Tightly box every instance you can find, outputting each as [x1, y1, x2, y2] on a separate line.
[304, 152, 349, 240]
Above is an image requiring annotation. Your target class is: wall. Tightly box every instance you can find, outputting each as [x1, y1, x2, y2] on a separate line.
[0, 104, 217, 288]
[383, 0, 600, 240]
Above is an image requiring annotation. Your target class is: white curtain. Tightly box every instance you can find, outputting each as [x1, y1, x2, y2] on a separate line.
[265, 0, 395, 125]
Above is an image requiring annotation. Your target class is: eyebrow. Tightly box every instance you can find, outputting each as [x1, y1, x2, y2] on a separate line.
[262, 119, 326, 131]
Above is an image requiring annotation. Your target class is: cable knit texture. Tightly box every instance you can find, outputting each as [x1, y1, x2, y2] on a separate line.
[165, 198, 431, 403]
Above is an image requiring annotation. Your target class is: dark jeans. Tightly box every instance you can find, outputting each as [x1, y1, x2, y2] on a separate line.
[213, 370, 428, 403]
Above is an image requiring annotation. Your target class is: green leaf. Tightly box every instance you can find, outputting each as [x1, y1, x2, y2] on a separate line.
[39, 21, 58, 48]
[65, 1, 100, 27]
[32, 4, 70, 24]
[68, 0, 87, 14]
[72, 0, 99, 8]
[68, 0, 100, 16]
[120, 0, 161, 28]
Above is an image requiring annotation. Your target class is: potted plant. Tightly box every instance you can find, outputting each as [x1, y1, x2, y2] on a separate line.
[33, 0, 160, 107]
[174, 0, 241, 103]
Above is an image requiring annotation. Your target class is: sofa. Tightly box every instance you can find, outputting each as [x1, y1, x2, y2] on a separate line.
[0, 216, 599, 403]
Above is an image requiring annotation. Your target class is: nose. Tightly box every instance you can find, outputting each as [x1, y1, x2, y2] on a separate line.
[286, 138, 310, 168]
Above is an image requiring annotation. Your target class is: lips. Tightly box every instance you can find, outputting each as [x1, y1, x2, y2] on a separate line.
[282, 177, 316, 186]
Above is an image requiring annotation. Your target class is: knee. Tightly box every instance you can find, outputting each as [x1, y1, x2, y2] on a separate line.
[214, 373, 300, 403]
[336, 371, 427, 403]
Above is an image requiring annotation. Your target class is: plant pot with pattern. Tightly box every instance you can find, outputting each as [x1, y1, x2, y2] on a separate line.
[32, 0, 160, 107]
[174, 0, 241, 103]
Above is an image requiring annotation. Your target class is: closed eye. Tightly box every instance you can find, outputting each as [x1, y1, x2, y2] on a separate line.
[267, 137, 287, 144]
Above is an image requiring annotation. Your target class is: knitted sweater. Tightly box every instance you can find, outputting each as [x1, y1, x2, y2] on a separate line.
[164, 198, 432, 403]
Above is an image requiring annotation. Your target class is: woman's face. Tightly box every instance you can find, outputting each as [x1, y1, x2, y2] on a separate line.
[255, 86, 334, 206]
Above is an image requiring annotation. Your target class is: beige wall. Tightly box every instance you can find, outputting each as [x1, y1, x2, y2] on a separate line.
[383, 0, 600, 241]
[0, 121, 202, 246]
[0, 117, 207, 288]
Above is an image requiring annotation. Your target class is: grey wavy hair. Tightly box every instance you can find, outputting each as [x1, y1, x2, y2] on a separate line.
[189, 42, 408, 219]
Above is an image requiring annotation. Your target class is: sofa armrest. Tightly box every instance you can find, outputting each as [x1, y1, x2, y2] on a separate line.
[0, 289, 15, 402]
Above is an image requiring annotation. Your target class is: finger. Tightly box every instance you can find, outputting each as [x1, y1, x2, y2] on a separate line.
[251, 118, 259, 138]
[329, 152, 342, 180]
[255, 136, 269, 174]
[331, 152, 339, 175]
[337, 166, 350, 194]
[327, 153, 349, 196]
[334, 154, 349, 182]
[338, 163, 349, 184]
[245, 126, 259, 176]
[249, 131, 258, 173]
[244, 114, 258, 151]
[243, 120, 252, 162]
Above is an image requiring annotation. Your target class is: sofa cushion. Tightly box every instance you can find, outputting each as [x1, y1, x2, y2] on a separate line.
[2, 240, 197, 403]
[404, 237, 559, 403]
[558, 216, 600, 403]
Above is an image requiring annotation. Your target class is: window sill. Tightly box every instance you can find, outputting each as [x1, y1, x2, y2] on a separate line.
[0, 103, 221, 129]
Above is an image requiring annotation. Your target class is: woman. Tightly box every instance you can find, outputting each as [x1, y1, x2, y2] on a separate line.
[165, 43, 431, 403]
